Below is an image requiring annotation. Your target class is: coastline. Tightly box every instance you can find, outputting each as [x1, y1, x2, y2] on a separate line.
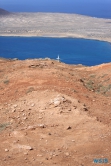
[1, 36, 111, 67]
[0, 34, 111, 43]
[0, 12, 111, 43]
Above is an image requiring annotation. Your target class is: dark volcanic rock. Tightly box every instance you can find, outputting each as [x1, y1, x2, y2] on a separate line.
[0, 8, 11, 16]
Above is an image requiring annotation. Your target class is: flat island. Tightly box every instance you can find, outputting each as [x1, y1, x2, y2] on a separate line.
[0, 12, 111, 42]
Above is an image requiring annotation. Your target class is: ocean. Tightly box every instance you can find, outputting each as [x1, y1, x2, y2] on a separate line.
[0, 36, 111, 66]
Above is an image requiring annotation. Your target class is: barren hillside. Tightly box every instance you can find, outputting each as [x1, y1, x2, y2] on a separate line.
[0, 12, 111, 42]
[0, 58, 111, 166]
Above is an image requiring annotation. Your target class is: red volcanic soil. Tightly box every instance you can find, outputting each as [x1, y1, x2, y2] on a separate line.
[0, 58, 111, 166]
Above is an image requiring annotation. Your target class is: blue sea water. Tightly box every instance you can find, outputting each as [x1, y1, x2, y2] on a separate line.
[0, 36, 111, 66]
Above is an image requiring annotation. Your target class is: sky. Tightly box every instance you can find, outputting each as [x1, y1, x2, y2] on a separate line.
[0, 0, 111, 18]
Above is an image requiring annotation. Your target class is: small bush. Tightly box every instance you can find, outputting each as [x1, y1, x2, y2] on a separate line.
[101, 74, 108, 78]
[96, 84, 111, 94]
[3, 79, 9, 84]
[0, 123, 9, 132]
[26, 87, 35, 94]
[85, 80, 94, 91]
[90, 74, 96, 78]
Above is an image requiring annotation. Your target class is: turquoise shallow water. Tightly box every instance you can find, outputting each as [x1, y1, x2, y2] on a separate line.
[0, 36, 111, 66]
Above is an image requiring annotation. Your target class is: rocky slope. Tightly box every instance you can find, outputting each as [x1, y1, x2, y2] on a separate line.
[0, 58, 111, 166]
